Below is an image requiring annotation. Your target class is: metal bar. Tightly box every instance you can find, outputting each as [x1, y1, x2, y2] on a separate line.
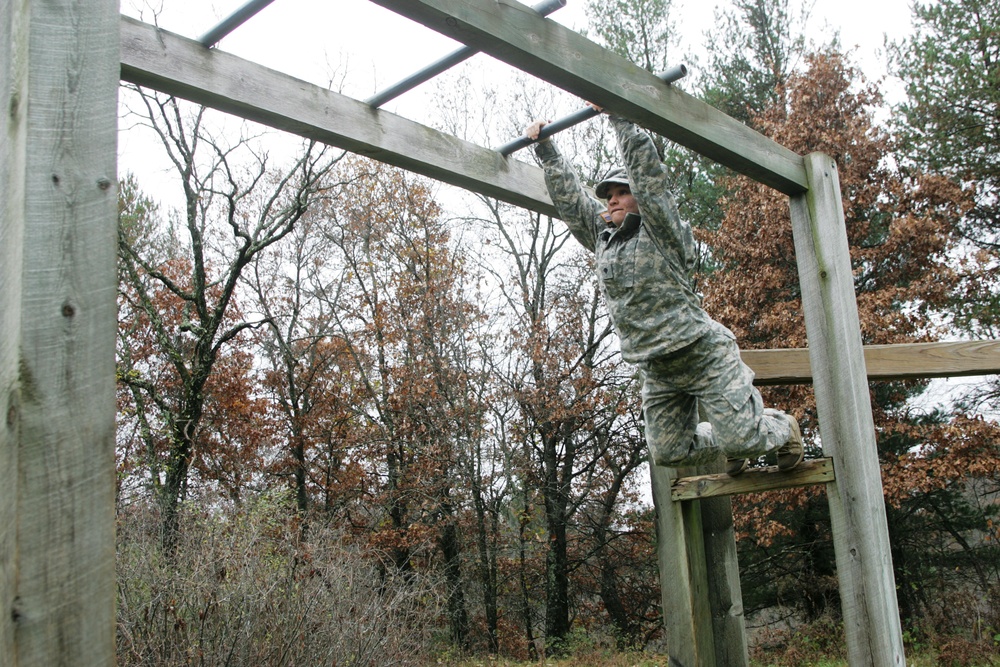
[199, 0, 276, 47]
[121, 15, 562, 220]
[496, 63, 687, 156]
[366, 0, 566, 107]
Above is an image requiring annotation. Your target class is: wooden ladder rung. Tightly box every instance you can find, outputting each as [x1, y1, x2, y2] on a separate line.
[671, 457, 835, 501]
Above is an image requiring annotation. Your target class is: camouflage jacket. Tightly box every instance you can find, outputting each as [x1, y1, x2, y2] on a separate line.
[534, 115, 712, 363]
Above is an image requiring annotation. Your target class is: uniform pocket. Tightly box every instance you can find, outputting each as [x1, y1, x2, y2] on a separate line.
[599, 236, 637, 290]
[707, 323, 756, 411]
[720, 373, 754, 412]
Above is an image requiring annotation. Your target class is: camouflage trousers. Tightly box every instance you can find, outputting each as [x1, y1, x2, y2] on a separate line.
[637, 321, 793, 468]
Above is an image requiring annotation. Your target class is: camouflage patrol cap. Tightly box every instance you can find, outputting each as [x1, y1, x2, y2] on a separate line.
[595, 167, 631, 199]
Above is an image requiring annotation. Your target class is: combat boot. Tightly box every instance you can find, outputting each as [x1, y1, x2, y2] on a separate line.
[725, 456, 748, 476]
[776, 413, 804, 471]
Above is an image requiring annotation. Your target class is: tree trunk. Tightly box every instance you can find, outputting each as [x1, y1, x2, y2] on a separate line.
[542, 429, 572, 652]
[599, 551, 639, 649]
[518, 514, 538, 661]
[160, 411, 199, 553]
[292, 430, 309, 514]
[472, 483, 499, 652]
[439, 515, 469, 648]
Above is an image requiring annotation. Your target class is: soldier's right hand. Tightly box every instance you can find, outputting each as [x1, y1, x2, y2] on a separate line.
[525, 119, 550, 141]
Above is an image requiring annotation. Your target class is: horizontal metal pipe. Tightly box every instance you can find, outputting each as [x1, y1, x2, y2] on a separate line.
[199, 0, 276, 47]
[495, 63, 688, 156]
[366, 0, 567, 108]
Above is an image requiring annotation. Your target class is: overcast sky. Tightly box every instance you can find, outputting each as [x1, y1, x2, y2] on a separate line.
[118, 0, 917, 202]
[118, 0, 981, 420]
[121, 0, 915, 106]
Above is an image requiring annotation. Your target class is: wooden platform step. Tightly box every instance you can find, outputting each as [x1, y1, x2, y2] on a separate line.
[671, 457, 835, 501]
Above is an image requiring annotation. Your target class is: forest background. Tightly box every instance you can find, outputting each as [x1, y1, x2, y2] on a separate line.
[114, 0, 1000, 664]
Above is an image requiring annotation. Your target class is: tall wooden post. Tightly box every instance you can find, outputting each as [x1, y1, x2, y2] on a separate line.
[1, 0, 120, 665]
[699, 489, 749, 666]
[789, 153, 905, 666]
[651, 460, 748, 667]
[651, 464, 713, 667]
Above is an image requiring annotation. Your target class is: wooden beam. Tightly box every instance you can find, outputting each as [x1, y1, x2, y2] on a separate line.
[671, 459, 836, 501]
[1, 0, 119, 664]
[369, 0, 809, 195]
[744, 340, 1000, 385]
[650, 464, 716, 667]
[790, 153, 905, 665]
[697, 472, 750, 666]
[0, 2, 22, 656]
[119, 16, 560, 219]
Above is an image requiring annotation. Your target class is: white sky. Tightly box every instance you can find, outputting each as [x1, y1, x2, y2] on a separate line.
[121, 0, 914, 111]
[118, 0, 916, 203]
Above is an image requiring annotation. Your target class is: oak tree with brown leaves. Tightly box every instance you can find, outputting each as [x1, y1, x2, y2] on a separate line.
[310, 158, 491, 647]
[700, 49, 1000, 627]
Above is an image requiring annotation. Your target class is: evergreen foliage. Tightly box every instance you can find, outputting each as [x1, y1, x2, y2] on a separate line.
[891, 0, 1000, 251]
[891, 0, 1000, 410]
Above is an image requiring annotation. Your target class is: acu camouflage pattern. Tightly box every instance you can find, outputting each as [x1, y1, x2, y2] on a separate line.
[534, 116, 794, 466]
[534, 116, 712, 363]
[638, 322, 793, 466]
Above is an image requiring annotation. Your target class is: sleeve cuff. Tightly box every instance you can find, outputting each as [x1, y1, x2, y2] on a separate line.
[533, 139, 560, 162]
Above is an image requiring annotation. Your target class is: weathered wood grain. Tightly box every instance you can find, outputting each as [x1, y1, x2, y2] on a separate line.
[119, 16, 561, 219]
[790, 154, 905, 665]
[650, 463, 716, 666]
[743, 340, 1000, 385]
[0, 2, 25, 659]
[671, 458, 836, 501]
[370, 0, 808, 195]
[697, 468, 750, 667]
[1, 1, 120, 664]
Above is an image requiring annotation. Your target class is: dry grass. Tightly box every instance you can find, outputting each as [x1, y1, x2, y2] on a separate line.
[117, 495, 441, 667]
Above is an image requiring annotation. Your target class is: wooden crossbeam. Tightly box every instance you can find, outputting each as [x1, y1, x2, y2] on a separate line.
[119, 16, 560, 219]
[671, 458, 835, 501]
[370, 0, 808, 195]
[744, 340, 1000, 385]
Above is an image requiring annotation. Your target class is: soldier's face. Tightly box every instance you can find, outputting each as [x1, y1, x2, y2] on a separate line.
[606, 184, 639, 227]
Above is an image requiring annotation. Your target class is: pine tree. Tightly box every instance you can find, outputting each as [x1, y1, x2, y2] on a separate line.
[891, 0, 1000, 410]
[891, 0, 1000, 251]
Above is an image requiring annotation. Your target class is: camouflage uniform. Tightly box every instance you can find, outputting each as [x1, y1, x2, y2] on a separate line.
[534, 115, 792, 467]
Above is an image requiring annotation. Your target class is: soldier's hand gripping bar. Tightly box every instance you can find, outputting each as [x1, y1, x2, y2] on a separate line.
[495, 64, 687, 156]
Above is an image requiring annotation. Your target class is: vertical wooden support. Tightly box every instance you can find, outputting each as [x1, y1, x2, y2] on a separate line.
[0, 5, 24, 660]
[789, 153, 906, 666]
[700, 491, 750, 667]
[651, 464, 713, 667]
[1, 0, 120, 665]
[651, 460, 748, 667]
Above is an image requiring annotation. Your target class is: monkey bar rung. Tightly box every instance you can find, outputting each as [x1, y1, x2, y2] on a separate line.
[366, 0, 566, 108]
[200, 0, 277, 47]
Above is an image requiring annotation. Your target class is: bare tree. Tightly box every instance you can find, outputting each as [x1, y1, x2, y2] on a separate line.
[473, 196, 645, 653]
[244, 205, 361, 517]
[117, 86, 345, 550]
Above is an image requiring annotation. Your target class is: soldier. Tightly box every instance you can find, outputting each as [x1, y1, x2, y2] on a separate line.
[525, 109, 803, 475]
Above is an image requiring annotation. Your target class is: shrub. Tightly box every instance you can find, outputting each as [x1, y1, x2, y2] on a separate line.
[117, 493, 441, 666]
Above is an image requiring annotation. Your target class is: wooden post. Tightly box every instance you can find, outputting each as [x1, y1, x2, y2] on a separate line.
[789, 153, 906, 666]
[699, 490, 749, 666]
[1, 0, 120, 665]
[651, 464, 713, 667]
[651, 460, 748, 667]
